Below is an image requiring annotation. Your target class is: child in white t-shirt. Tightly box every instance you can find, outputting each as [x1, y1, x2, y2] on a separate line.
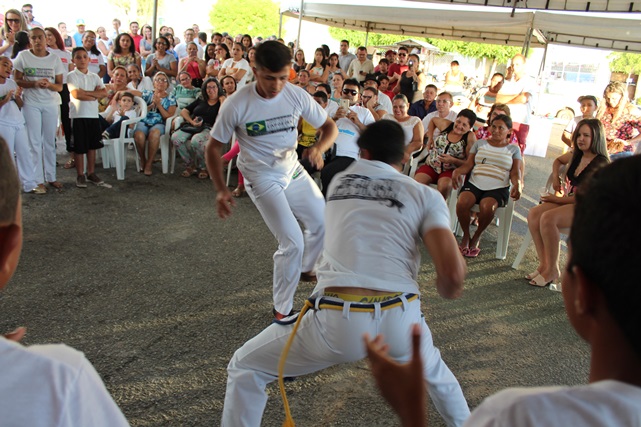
[67, 47, 108, 188]
[561, 95, 598, 148]
[101, 91, 138, 139]
[0, 57, 38, 193]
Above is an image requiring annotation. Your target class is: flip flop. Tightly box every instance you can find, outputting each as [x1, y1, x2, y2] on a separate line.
[63, 158, 75, 169]
[525, 270, 541, 280]
[197, 170, 209, 180]
[464, 247, 481, 258]
[181, 168, 196, 178]
[529, 274, 552, 287]
[459, 245, 469, 255]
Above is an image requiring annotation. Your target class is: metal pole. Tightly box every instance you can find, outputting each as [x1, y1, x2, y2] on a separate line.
[296, 0, 304, 50]
[152, 0, 158, 40]
[522, 27, 532, 56]
[278, 12, 283, 39]
[364, 23, 370, 47]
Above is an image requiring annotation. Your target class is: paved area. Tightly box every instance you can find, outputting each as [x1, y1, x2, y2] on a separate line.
[0, 122, 588, 426]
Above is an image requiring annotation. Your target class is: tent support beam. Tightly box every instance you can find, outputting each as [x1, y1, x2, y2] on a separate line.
[278, 12, 283, 38]
[522, 27, 533, 55]
[364, 23, 370, 47]
[296, 0, 304, 50]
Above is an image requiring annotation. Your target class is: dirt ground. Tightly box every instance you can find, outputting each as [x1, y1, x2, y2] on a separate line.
[0, 122, 588, 426]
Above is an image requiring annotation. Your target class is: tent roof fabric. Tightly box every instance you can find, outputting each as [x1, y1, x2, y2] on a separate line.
[282, 0, 641, 53]
[407, 0, 641, 13]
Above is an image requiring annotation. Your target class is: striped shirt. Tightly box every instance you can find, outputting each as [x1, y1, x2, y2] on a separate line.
[469, 140, 521, 190]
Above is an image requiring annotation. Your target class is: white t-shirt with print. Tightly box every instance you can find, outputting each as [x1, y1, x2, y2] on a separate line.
[48, 48, 72, 84]
[221, 58, 250, 90]
[464, 380, 641, 427]
[67, 69, 105, 118]
[0, 78, 25, 125]
[87, 52, 105, 76]
[334, 105, 375, 158]
[469, 139, 522, 190]
[211, 82, 328, 186]
[314, 159, 451, 294]
[13, 50, 65, 105]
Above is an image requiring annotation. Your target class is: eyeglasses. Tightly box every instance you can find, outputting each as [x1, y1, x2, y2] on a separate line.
[155, 79, 169, 83]
[6, 19, 20, 23]
[156, 42, 167, 46]
[398, 53, 407, 57]
[342, 89, 358, 96]
[84, 36, 96, 40]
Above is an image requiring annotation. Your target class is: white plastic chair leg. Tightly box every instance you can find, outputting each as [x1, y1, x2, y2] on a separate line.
[512, 229, 533, 269]
[226, 156, 234, 187]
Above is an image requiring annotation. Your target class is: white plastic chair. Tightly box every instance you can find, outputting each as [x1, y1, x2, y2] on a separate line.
[102, 96, 148, 180]
[159, 112, 180, 175]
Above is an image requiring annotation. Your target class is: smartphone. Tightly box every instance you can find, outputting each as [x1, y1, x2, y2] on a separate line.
[408, 60, 414, 67]
[339, 98, 350, 111]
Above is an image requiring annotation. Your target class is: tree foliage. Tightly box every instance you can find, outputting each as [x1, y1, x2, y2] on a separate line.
[108, 0, 161, 24]
[328, 27, 519, 64]
[209, 0, 280, 38]
[608, 52, 641, 75]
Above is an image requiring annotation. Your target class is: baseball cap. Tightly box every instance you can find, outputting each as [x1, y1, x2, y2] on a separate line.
[385, 49, 396, 56]
[578, 95, 598, 105]
[76, 18, 85, 26]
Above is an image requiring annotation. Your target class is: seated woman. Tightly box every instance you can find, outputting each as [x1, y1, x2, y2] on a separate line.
[596, 81, 641, 160]
[133, 72, 177, 176]
[171, 78, 224, 179]
[219, 42, 249, 90]
[452, 114, 522, 258]
[144, 36, 177, 79]
[206, 43, 230, 79]
[172, 71, 201, 110]
[526, 119, 609, 286]
[220, 75, 237, 98]
[476, 103, 522, 153]
[126, 64, 153, 92]
[415, 108, 477, 199]
[381, 94, 423, 163]
[178, 42, 205, 87]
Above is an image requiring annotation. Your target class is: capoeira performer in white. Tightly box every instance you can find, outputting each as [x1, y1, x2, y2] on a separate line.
[205, 41, 338, 320]
[220, 120, 470, 427]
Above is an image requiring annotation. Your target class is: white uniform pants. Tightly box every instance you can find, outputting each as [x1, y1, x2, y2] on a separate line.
[245, 165, 325, 315]
[222, 296, 470, 427]
[23, 104, 58, 184]
[0, 124, 37, 192]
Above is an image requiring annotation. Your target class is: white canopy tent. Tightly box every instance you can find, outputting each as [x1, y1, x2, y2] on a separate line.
[407, 0, 641, 13]
[281, 0, 641, 53]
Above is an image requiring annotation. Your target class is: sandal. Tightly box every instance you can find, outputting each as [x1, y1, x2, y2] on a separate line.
[63, 158, 75, 169]
[232, 186, 245, 197]
[525, 270, 541, 281]
[48, 181, 63, 189]
[528, 274, 553, 287]
[181, 168, 196, 178]
[464, 247, 481, 258]
[197, 169, 209, 180]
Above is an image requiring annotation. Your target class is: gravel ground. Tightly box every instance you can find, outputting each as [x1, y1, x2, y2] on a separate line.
[0, 122, 588, 426]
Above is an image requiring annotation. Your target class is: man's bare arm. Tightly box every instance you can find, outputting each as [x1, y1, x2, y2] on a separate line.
[422, 228, 466, 299]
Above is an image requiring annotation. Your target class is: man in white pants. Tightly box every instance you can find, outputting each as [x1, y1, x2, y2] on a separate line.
[205, 41, 338, 320]
[221, 120, 470, 427]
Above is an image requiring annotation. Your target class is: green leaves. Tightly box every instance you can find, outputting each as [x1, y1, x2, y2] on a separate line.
[209, 0, 280, 38]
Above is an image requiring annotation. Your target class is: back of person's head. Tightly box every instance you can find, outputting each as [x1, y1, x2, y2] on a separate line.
[312, 90, 328, 103]
[489, 103, 511, 118]
[357, 121, 405, 166]
[12, 31, 29, 59]
[0, 137, 19, 226]
[254, 40, 291, 72]
[317, 83, 331, 94]
[569, 155, 641, 359]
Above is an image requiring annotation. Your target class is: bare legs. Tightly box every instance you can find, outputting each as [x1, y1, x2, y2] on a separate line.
[134, 129, 161, 176]
[414, 173, 453, 200]
[456, 193, 498, 252]
[527, 203, 573, 283]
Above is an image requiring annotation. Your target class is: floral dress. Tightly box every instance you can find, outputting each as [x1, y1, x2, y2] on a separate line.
[600, 106, 641, 153]
[140, 90, 177, 127]
[427, 131, 470, 173]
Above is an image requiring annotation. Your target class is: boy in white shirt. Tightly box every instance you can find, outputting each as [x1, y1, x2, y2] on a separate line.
[561, 95, 598, 148]
[102, 91, 138, 140]
[67, 47, 108, 188]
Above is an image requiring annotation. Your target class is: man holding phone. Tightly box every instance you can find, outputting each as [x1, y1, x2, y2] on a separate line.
[321, 79, 376, 196]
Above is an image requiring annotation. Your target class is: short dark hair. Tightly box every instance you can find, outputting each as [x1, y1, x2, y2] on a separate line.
[357, 46, 367, 52]
[343, 78, 360, 89]
[444, 109, 477, 134]
[0, 137, 20, 225]
[451, 60, 460, 66]
[425, 84, 437, 91]
[255, 40, 291, 72]
[357, 121, 405, 165]
[71, 46, 87, 58]
[491, 114, 513, 129]
[130, 21, 139, 26]
[377, 75, 389, 83]
[378, 58, 389, 65]
[363, 87, 378, 96]
[317, 83, 332, 94]
[120, 91, 135, 102]
[298, 69, 310, 77]
[569, 156, 641, 358]
[312, 91, 328, 103]
[198, 32, 207, 43]
[398, 46, 408, 53]
[492, 72, 505, 80]
[201, 77, 222, 101]
[341, 39, 349, 45]
[363, 74, 378, 86]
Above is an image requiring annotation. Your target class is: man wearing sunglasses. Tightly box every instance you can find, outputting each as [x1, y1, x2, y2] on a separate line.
[21, 4, 42, 29]
[320, 78, 376, 196]
[388, 46, 409, 91]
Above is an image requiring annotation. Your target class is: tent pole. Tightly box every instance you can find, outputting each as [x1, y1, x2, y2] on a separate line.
[522, 27, 532, 56]
[152, 0, 158, 40]
[296, 0, 304, 50]
[364, 23, 370, 47]
[278, 12, 283, 39]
